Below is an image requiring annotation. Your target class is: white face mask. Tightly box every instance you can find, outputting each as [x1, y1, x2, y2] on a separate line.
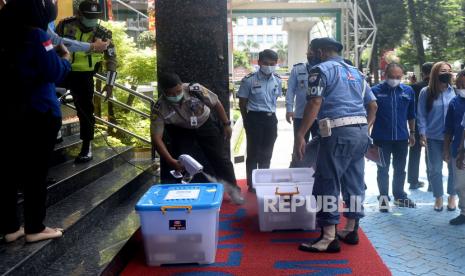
[456, 89, 465, 98]
[260, 65, 276, 75]
[386, 79, 401, 87]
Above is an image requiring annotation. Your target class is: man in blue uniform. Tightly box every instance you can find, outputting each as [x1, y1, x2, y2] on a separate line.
[238, 49, 282, 191]
[371, 63, 416, 212]
[286, 40, 320, 167]
[294, 38, 378, 253]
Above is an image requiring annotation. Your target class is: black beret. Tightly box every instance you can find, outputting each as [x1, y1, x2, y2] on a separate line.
[311, 37, 343, 52]
[79, 0, 103, 19]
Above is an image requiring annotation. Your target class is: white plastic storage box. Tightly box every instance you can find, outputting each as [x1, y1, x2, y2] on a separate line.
[135, 183, 223, 266]
[252, 168, 316, 232]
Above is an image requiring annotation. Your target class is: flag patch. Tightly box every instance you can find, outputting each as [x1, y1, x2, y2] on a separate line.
[42, 39, 53, 52]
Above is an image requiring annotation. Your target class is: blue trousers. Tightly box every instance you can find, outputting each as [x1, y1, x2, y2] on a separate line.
[426, 139, 455, 198]
[374, 140, 408, 200]
[312, 125, 369, 226]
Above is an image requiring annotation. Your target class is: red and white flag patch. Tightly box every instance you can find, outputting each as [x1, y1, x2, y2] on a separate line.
[42, 39, 53, 52]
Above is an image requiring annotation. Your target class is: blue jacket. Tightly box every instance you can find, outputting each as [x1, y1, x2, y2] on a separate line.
[417, 86, 455, 140]
[371, 82, 415, 141]
[19, 28, 71, 117]
[444, 95, 465, 157]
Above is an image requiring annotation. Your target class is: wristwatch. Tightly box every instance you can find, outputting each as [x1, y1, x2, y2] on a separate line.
[223, 120, 232, 126]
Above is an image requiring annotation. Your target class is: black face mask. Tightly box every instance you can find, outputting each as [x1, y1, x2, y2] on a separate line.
[438, 73, 452, 84]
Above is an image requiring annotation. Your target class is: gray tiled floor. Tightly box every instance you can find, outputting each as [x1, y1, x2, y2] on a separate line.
[233, 99, 465, 276]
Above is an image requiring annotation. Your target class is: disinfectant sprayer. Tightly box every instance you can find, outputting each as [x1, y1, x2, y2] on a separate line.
[170, 154, 204, 183]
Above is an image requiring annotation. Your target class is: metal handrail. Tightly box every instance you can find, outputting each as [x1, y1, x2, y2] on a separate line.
[112, 0, 149, 19]
[93, 90, 151, 119]
[63, 103, 151, 144]
[94, 73, 155, 104]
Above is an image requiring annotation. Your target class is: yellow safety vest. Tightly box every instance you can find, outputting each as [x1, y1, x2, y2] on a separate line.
[64, 25, 104, 72]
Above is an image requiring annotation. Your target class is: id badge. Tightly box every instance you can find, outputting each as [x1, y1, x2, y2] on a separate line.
[190, 116, 198, 127]
[318, 118, 332, 137]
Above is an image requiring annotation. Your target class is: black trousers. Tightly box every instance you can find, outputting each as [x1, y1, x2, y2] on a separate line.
[245, 111, 278, 187]
[64, 71, 95, 141]
[164, 118, 238, 187]
[0, 110, 61, 234]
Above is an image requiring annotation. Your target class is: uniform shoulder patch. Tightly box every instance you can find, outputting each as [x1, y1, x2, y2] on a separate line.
[293, 62, 304, 67]
[61, 16, 78, 24]
[307, 67, 324, 98]
[243, 72, 254, 79]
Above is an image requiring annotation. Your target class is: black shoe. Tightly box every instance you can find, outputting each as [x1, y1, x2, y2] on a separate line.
[46, 177, 57, 185]
[247, 186, 256, 193]
[298, 225, 340, 253]
[447, 206, 457, 212]
[409, 182, 424, 190]
[337, 219, 359, 245]
[450, 214, 465, 225]
[394, 198, 416, 208]
[75, 150, 93, 163]
[299, 239, 340, 253]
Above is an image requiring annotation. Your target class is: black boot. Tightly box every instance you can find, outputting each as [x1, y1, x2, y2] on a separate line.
[337, 218, 359, 245]
[75, 141, 93, 163]
[299, 225, 340, 253]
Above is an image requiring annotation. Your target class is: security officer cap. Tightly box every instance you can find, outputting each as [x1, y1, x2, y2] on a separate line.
[79, 0, 103, 19]
[308, 38, 321, 49]
[311, 37, 343, 52]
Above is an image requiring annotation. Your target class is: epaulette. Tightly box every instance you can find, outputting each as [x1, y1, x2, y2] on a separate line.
[293, 62, 304, 67]
[189, 83, 209, 97]
[60, 16, 78, 25]
[273, 72, 282, 79]
[95, 25, 113, 40]
[242, 72, 254, 81]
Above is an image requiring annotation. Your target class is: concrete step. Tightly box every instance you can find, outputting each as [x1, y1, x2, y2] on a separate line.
[0, 160, 157, 276]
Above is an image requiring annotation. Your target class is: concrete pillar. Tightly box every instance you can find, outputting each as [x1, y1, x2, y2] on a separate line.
[283, 18, 318, 68]
[155, 0, 230, 183]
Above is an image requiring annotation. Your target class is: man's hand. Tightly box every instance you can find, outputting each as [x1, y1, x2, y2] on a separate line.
[408, 133, 416, 147]
[223, 125, 232, 140]
[102, 85, 113, 101]
[286, 112, 294, 124]
[294, 134, 306, 161]
[443, 150, 450, 163]
[168, 158, 184, 171]
[419, 135, 427, 147]
[55, 44, 71, 61]
[91, 38, 110, 53]
[457, 151, 465, 170]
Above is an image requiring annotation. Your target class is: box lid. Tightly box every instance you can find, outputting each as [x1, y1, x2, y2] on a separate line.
[135, 183, 224, 211]
[252, 168, 314, 187]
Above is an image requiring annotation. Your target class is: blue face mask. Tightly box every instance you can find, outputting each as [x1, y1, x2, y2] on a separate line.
[166, 93, 184, 103]
[260, 65, 276, 75]
[81, 17, 99, 28]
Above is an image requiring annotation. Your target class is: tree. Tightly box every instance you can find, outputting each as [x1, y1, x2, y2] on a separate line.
[363, 0, 408, 83]
[272, 41, 288, 65]
[233, 50, 251, 69]
[238, 40, 259, 62]
[407, 0, 425, 67]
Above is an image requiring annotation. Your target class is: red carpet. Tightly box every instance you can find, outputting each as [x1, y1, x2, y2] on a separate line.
[121, 180, 391, 276]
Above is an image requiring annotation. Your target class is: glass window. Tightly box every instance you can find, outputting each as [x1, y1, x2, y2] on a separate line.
[238, 35, 245, 43]
[266, 35, 273, 43]
[247, 35, 254, 42]
[277, 17, 283, 25]
[257, 35, 263, 43]
[277, 34, 283, 42]
[267, 17, 272, 25]
[257, 17, 263, 25]
[247, 17, 254, 26]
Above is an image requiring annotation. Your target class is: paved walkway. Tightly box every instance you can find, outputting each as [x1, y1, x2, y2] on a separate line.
[233, 98, 465, 276]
